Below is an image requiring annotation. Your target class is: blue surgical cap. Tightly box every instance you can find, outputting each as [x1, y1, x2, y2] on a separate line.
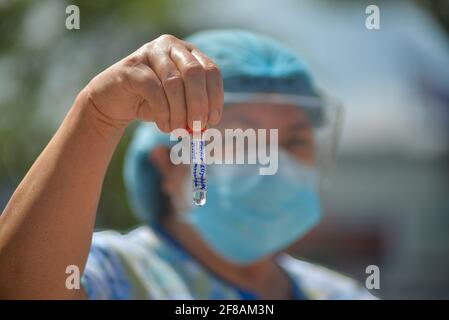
[124, 29, 322, 224]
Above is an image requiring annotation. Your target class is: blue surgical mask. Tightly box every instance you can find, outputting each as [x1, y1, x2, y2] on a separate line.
[184, 150, 322, 264]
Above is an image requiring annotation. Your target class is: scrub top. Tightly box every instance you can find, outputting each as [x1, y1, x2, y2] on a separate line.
[81, 225, 375, 300]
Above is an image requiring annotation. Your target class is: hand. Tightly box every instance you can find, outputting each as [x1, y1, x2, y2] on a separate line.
[83, 34, 224, 132]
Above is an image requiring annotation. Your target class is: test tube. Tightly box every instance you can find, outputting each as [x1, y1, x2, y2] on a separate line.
[190, 124, 207, 206]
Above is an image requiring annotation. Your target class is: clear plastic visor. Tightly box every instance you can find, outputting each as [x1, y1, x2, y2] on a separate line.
[212, 92, 343, 185]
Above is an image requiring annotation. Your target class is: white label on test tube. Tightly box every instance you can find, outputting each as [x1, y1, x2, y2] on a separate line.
[191, 123, 207, 206]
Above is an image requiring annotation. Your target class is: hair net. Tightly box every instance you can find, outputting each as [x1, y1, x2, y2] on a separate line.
[124, 29, 322, 224]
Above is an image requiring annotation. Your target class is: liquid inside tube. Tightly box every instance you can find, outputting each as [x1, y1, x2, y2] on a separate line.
[193, 190, 207, 206]
[191, 138, 207, 206]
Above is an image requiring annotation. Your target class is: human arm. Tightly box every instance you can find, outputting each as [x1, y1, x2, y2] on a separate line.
[0, 34, 223, 299]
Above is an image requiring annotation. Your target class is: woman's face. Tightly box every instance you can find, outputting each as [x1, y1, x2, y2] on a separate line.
[156, 103, 316, 214]
[215, 103, 316, 165]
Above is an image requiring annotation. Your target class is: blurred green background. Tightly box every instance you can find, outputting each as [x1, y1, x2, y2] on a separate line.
[1, 0, 448, 298]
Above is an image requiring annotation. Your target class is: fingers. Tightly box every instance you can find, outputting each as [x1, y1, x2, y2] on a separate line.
[170, 45, 209, 130]
[122, 63, 171, 132]
[134, 35, 223, 132]
[190, 48, 224, 125]
[145, 51, 188, 131]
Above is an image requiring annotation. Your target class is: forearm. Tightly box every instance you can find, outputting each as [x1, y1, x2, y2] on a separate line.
[0, 90, 125, 299]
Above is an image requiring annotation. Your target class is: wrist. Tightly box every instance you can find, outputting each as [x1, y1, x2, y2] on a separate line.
[75, 88, 128, 141]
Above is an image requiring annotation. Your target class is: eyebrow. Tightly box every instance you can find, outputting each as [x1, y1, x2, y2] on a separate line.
[221, 114, 258, 127]
[285, 120, 311, 132]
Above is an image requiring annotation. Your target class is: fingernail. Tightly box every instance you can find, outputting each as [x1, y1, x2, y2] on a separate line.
[189, 118, 201, 131]
[208, 110, 220, 123]
[198, 116, 207, 129]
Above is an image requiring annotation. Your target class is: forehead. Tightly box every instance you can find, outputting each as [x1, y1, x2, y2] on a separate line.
[218, 103, 311, 130]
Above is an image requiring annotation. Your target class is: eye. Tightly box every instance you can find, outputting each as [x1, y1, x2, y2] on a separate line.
[284, 137, 308, 148]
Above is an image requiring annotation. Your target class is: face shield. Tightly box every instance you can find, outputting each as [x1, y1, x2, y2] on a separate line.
[219, 92, 343, 187]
